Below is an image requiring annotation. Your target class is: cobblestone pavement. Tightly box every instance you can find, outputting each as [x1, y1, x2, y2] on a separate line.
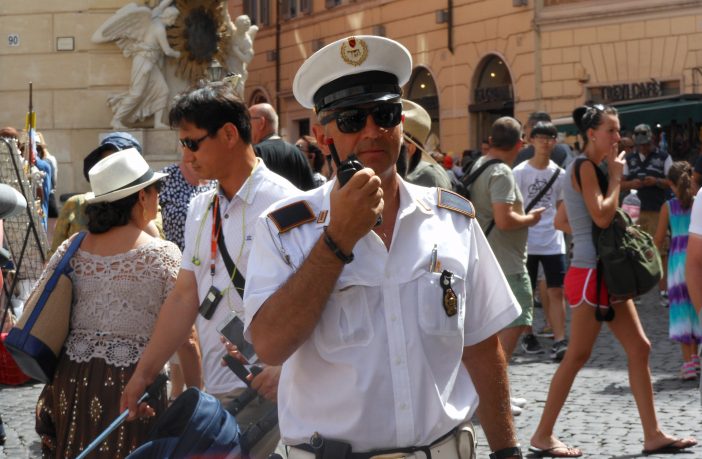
[1, 289, 700, 458]
[475, 288, 701, 458]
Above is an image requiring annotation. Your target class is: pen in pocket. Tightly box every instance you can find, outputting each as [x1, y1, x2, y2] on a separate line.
[429, 244, 438, 272]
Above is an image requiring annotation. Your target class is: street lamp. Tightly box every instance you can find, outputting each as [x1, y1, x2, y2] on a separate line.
[207, 59, 224, 81]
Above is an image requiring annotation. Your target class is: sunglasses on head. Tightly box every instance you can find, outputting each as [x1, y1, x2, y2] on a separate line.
[319, 103, 403, 134]
[179, 133, 210, 152]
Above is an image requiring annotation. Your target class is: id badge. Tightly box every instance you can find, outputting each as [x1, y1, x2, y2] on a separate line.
[199, 286, 223, 319]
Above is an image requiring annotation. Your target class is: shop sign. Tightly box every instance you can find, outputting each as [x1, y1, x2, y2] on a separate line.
[589, 79, 680, 104]
[474, 85, 512, 104]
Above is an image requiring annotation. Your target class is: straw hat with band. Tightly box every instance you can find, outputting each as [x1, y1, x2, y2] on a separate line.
[85, 148, 167, 204]
[402, 99, 441, 165]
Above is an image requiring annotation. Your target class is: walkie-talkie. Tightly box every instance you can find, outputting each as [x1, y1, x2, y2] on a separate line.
[327, 139, 364, 187]
[327, 139, 382, 226]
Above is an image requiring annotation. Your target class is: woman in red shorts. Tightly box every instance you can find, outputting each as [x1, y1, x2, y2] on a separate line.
[528, 105, 697, 458]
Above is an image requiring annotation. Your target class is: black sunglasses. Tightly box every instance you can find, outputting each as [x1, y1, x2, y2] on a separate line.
[320, 103, 403, 134]
[179, 133, 210, 152]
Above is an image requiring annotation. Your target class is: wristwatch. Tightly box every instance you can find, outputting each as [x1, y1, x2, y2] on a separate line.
[489, 446, 523, 459]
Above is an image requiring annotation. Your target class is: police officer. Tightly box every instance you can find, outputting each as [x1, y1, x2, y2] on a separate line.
[621, 123, 672, 235]
[243, 36, 523, 459]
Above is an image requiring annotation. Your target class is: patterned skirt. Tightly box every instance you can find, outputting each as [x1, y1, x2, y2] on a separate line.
[35, 354, 167, 459]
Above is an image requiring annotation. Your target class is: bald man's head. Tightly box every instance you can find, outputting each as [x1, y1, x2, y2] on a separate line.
[249, 103, 278, 143]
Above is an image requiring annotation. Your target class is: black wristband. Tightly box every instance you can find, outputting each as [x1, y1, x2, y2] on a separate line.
[489, 446, 523, 459]
[322, 226, 354, 264]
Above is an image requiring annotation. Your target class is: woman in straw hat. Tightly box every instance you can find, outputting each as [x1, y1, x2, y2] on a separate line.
[35, 148, 180, 458]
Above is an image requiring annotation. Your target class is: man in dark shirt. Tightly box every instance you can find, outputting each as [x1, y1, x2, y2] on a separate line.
[513, 112, 572, 168]
[249, 103, 315, 190]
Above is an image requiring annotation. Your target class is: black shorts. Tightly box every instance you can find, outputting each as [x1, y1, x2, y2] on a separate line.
[526, 254, 566, 289]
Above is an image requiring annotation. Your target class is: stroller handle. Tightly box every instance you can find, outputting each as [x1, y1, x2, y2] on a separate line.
[75, 374, 168, 459]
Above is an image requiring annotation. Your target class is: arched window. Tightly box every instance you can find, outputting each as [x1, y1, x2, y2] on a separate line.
[249, 89, 269, 106]
[469, 54, 514, 148]
[406, 66, 440, 144]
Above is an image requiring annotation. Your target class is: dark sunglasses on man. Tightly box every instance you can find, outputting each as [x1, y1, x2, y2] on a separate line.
[179, 134, 210, 152]
[319, 102, 403, 134]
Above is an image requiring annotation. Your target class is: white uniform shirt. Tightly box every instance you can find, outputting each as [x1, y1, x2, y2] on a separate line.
[689, 188, 702, 236]
[244, 179, 521, 452]
[181, 159, 296, 395]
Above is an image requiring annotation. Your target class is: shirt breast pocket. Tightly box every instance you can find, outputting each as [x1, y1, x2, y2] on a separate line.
[314, 285, 374, 354]
[417, 271, 465, 336]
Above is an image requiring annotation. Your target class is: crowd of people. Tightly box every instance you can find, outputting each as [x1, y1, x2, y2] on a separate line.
[0, 34, 701, 459]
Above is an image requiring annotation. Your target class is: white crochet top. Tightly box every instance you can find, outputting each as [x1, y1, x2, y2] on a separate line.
[44, 235, 180, 367]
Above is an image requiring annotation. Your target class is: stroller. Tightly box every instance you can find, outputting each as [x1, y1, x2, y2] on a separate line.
[127, 388, 243, 458]
[79, 372, 278, 458]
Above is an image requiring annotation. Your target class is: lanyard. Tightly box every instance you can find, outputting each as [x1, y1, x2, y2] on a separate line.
[210, 194, 222, 276]
[191, 162, 258, 286]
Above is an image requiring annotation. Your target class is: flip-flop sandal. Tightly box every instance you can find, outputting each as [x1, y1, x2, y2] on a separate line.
[528, 445, 583, 458]
[642, 438, 698, 455]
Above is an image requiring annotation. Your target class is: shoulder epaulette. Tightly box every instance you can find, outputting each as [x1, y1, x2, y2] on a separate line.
[436, 188, 475, 218]
[268, 200, 316, 233]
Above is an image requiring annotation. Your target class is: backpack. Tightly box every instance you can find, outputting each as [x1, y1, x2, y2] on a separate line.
[458, 158, 503, 200]
[574, 158, 662, 321]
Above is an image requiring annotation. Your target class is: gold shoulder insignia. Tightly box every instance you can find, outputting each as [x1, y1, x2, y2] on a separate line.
[436, 188, 475, 218]
[268, 201, 316, 233]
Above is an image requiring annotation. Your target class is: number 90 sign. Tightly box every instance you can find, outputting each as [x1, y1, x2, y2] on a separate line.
[8, 34, 20, 47]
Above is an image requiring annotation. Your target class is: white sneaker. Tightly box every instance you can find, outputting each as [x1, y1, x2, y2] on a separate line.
[510, 396, 527, 408]
[511, 404, 522, 416]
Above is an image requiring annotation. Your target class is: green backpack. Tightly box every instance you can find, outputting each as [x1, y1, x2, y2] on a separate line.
[574, 159, 662, 321]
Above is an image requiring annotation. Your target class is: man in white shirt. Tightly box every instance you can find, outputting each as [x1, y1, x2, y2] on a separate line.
[243, 35, 524, 459]
[513, 121, 568, 362]
[121, 81, 296, 458]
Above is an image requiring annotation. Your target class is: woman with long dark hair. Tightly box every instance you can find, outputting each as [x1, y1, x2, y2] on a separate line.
[529, 105, 696, 457]
[35, 149, 180, 458]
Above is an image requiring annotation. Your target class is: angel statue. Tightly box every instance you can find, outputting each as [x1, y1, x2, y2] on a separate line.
[92, 0, 181, 129]
[224, 13, 258, 99]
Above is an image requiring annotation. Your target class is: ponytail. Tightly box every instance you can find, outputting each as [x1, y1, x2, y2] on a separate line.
[667, 161, 694, 209]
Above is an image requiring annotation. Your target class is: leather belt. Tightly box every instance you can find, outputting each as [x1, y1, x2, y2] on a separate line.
[286, 423, 476, 459]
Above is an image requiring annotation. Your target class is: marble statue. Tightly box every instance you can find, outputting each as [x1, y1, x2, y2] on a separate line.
[92, 0, 181, 129]
[224, 13, 258, 99]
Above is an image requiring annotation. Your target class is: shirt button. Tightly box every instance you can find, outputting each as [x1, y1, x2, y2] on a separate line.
[400, 403, 407, 410]
[395, 357, 402, 365]
[224, 214, 229, 219]
[390, 314, 397, 322]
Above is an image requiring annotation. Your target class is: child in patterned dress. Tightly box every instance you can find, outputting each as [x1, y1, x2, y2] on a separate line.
[654, 161, 702, 380]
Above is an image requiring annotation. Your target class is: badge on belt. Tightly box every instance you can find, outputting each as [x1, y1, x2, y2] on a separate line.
[440, 270, 457, 317]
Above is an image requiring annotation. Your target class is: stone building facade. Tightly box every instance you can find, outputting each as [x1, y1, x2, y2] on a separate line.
[244, 0, 702, 159]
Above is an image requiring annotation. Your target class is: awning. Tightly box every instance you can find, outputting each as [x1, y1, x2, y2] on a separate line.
[554, 95, 702, 135]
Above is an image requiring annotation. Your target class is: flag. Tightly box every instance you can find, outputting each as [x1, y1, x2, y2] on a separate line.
[24, 109, 36, 165]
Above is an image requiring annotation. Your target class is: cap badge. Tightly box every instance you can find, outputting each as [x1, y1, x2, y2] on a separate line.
[340, 37, 368, 67]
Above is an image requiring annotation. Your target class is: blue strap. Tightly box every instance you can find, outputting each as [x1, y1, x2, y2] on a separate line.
[18, 232, 87, 344]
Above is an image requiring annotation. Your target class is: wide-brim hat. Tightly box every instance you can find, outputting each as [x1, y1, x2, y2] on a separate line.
[402, 99, 431, 146]
[293, 35, 412, 113]
[85, 148, 167, 204]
